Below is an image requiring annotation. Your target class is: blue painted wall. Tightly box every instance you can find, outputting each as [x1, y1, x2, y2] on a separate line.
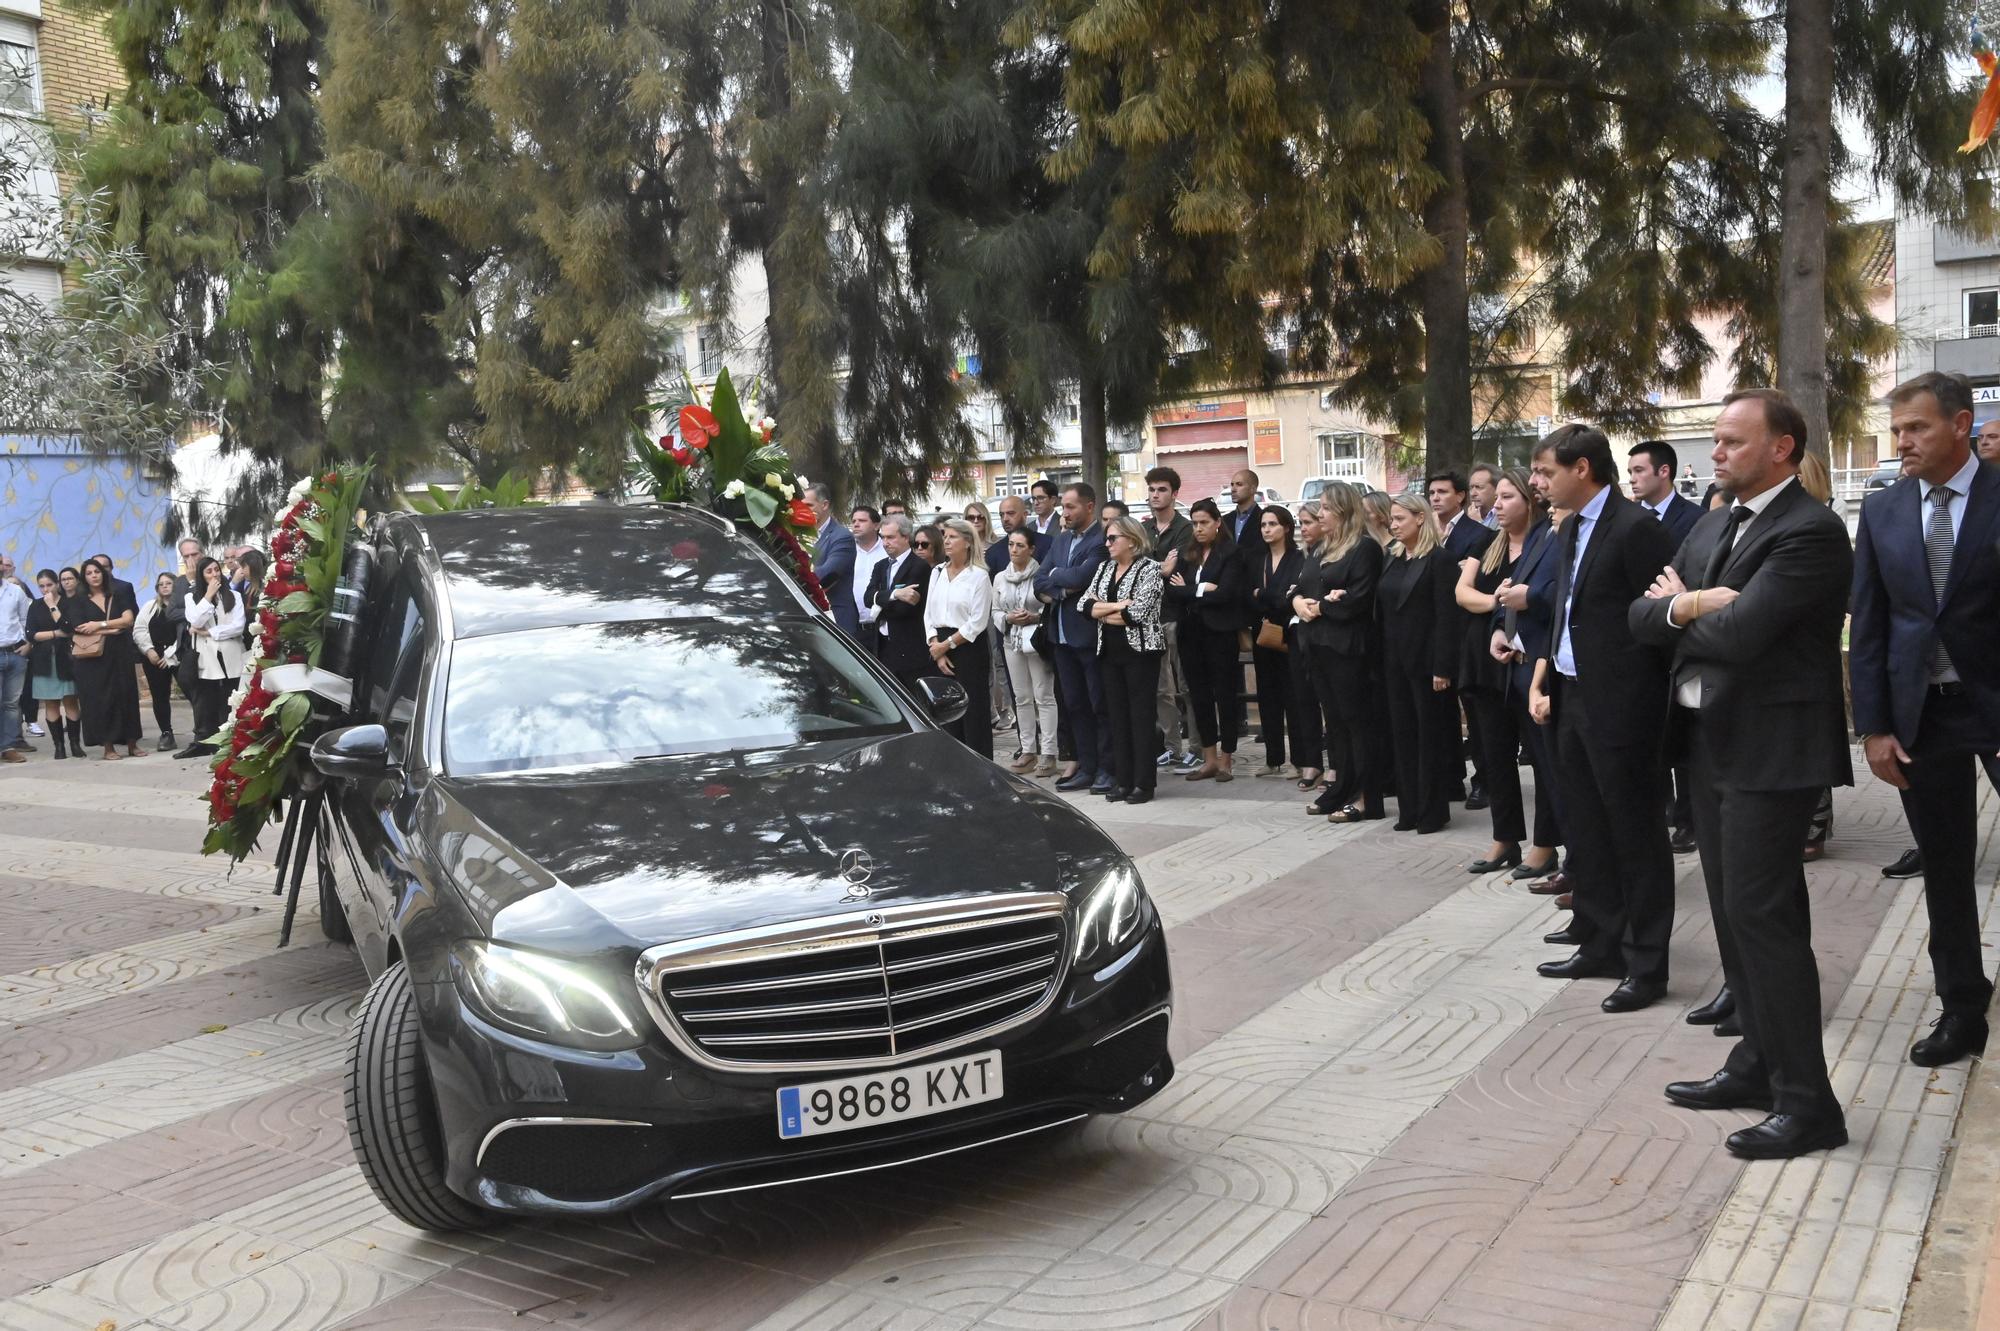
[0, 434, 177, 586]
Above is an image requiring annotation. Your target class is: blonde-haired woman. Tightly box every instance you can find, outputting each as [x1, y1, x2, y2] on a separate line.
[1361, 490, 1394, 547]
[1380, 493, 1457, 833]
[1292, 482, 1385, 822]
[962, 500, 995, 558]
[1081, 514, 1167, 803]
[923, 516, 995, 757]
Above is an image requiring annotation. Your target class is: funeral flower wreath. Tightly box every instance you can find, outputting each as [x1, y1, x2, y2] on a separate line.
[200, 465, 371, 862]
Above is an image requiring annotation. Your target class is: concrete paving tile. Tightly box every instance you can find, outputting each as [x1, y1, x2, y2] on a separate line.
[832, 1222, 1068, 1318]
[1084, 1187, 1312, 1282]
[324, 1282, 573, 1329]
[1173, 1136, 1368, 1214]
[1192, 1286, 1427, 1331]
[977, 1252, 1229, 1330]
[1125, 1070, 1289, 1133]
[1378, 1103, 1574, 1183]
[129, 1144, 342, 1219]
[1243, 1216, 1483, 1321]
[150, 1248, 414, 1331]
[1430, 1249, 1679, 1331]
[55, 1220, 304, 1319]
[0, 1282, 130, 1331]
[744, 1284, 972, 1331]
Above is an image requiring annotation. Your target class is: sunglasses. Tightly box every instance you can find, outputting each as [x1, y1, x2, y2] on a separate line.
[913, 540, 933, 549]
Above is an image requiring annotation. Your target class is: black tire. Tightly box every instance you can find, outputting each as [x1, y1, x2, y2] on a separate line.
[344, 962, 491, 1231]
[317, 839, 353, 944]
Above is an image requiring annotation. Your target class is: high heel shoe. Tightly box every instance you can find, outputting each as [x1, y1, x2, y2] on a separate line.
[1468, 844, 1523, 874]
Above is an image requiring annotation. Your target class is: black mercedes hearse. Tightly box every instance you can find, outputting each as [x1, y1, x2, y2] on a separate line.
[310, 504, 1173, 1229]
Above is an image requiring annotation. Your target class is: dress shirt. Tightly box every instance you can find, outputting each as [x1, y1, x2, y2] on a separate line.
[0, 579, 28, 647]
[1553, 484, 1611, 678]
[1643, 495, 1674, 520]
[1916, 450, 1979, 682]
[1669, 475, 1796, 707]
[852, 537, 888, 624]
[924, 563, 992, 643]
[1480, 509, 1499, 529]
[1917, 451, 1979, 545]
[1030, 511, 1057, 535]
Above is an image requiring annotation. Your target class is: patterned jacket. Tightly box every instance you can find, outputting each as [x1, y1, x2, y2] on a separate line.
[1079, 556, 1166, 655]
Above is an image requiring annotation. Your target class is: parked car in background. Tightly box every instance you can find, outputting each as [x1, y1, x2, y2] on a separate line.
[1296, 477, 1377, 507]
[1208, 485, 1289, 511]
[1864, 460, 1902, 492]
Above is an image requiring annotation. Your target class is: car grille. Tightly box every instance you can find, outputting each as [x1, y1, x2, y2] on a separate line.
[636, 895, 1069, 1072]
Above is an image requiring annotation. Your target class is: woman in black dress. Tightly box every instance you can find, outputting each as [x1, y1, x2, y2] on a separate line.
[1452, 468, 1558, 874]
[24, 568, 79, 758]
[1293, 482, 1386, 823]
[1249, 505, 1311, 782]
[1165, 499, 1249, 782]
[1378, 494, 1458, 833]
[68, 558, 144, 760]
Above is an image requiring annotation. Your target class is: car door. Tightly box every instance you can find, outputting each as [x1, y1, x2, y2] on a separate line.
[325, 554, 432, 974]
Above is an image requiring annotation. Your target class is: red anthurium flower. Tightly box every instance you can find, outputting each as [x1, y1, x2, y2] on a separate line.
[679, 404, 719, 448]
[787, 498, 816, 528]
[670, 443, 695, 466]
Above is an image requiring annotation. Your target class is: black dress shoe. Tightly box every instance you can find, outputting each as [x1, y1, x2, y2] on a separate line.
[1882, 847, 1924, 879]
[1602, 978, 1666, 1013]
[1125, 789, 1153, 805]
[1911, 1013, 1989, 1067]
[1054, 773, 1092, 792]
[174, 743, 211, 760]
[1686, 988, 1735, 1026]
[1468, 845, 1523, 874]
[1664, 1071, 1774, 1112]
[1669, 826, 1697, 855]
[1391, 818, 1417, 832]
[1537, 952, 1623, 980]
[1415, 818, 1450, 834]
[1544, 926, 1583, 946]
[1464, 792, 1489, 812]
[1714, 1013, 1742, 1037]
[1102, 787, 1129, 802]
[1726, 1113, 1848, 1160]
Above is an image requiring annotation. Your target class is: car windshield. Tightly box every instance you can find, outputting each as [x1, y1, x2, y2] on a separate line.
[442, 617, 910, 775]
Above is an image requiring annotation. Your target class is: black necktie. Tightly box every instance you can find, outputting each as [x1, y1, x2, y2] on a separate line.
[1702, 506, 1755, 588]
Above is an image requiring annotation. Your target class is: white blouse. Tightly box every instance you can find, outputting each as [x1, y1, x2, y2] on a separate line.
[923, 562, 992, 644]
[185, 591, 248, 681]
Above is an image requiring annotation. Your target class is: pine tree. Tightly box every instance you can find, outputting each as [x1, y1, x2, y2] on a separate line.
[78, 0, 330, 534]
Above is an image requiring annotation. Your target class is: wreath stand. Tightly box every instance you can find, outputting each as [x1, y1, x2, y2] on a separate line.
[258, 661, 357, 948]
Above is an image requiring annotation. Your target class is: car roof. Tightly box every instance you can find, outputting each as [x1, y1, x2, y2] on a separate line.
[388, 504, 811, 639]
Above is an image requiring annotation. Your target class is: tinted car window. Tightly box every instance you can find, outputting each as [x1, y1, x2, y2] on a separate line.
[363, 574, 427, 762]
[442, 617, 910, 776]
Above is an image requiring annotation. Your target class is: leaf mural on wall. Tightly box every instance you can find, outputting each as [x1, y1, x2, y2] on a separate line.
[1, 441, 175, 579]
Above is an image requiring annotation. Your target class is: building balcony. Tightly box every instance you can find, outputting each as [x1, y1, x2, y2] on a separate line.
[1935, 331, 1998, 381]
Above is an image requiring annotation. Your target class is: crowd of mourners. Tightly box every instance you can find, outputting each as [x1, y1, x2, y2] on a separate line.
[805, 372, 2000, 1163]
[0, 539, 263, 764]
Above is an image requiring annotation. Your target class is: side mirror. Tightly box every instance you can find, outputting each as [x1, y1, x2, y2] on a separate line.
[310, 724, 396, 779]
[915, 676, 969, 726]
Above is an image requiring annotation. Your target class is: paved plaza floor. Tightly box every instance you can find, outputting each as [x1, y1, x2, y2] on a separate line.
[0, 708, 1994, 1331]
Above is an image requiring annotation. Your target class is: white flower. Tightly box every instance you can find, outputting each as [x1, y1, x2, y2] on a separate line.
[723, 479, 747, 498]
[764, 472, 783, 489]
[286, 476, 313, 505]
[778, 483, 796, 500]
[758, 415, 778, 435]
[794, 474, 809, 491]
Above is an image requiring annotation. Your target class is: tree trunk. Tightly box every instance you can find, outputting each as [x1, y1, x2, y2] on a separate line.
[1078, 365, 1107, 496]
[1415, 0, 1473, 477]
[758, 0, 843, 502]
[1777, 0, 1833, 460]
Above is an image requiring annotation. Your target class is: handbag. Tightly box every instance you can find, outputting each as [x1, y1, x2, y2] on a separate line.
[70, 629, 104, 659]
[1255, 621, 1287, 653]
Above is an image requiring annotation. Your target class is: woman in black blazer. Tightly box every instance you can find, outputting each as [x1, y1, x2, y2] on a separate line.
[1165, 498, 1249, 781]
[1292, 483, 1385, 822]
[1379, 494, 1459, 833]
[1249, 505, 1312, 781]
[1453, 468, 1559, 876]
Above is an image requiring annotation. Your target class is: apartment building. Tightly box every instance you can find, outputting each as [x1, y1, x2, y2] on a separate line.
[1896, 214, 2000, 432]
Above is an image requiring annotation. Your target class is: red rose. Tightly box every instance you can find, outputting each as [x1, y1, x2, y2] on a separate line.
[679, 404, 720, 448]
[322, 472, 338, 485]
[231, 728, 253, 753]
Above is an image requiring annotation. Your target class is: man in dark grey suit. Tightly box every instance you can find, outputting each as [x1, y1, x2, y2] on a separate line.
[1633, 388, 1852, 1160]
[810, 483, 859, 636]
[1627, 441, 1703, 550]
[1850, 371, 2000, 1069]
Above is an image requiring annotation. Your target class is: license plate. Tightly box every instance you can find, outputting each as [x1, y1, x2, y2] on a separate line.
[776, 1051, 1003, 1140]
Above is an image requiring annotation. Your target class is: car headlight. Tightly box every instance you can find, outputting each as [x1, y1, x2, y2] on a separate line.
[1072, 861, 1149, 963]
[450, 940, 644, 1051]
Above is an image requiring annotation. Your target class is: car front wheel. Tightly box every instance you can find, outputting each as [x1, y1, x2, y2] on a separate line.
[344, 962, 490, 1231]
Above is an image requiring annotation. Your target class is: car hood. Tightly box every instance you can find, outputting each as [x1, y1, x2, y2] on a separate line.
[426, 730, 1091, 956]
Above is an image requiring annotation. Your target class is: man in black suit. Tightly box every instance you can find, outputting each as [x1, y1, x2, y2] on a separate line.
[1851, 371, 2000, 1067]
[1035, 484, 1112, 793]
[1626, 442, 1703, 550]
[1224, 470, 1262, 545]
[1529, 425, 1677, 1011]
[864, 514, 930, 693]
[1628, 440, 1707, 857]
[1632, 388, 1852, 1159]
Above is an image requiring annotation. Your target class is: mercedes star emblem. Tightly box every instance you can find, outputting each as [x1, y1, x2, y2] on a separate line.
[838, 848, 874, 898]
